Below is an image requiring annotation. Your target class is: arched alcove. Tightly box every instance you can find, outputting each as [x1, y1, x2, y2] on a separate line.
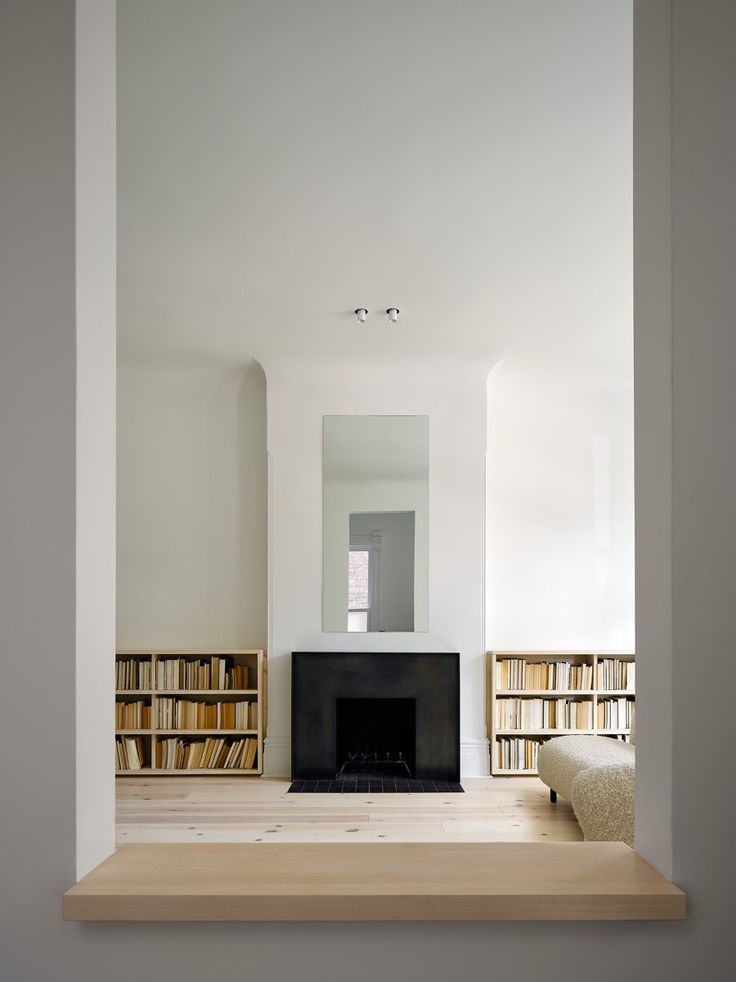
[116, 356, 267, 649]
[485, 357, 635, 651]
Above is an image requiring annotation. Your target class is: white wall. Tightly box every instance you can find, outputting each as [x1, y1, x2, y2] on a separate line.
[265, 358, 490, 778]
[75, 0, 117, 877]
[117, 360, 267, 649]
[486, 358, 634, 649]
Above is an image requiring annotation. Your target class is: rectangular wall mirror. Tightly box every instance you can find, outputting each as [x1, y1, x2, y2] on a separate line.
[323, 415, 429, 632]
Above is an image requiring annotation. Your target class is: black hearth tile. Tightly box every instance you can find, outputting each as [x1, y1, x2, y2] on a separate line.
[288, 779, 464, 793]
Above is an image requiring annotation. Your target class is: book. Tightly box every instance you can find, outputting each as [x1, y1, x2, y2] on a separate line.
[597, 658, 633, 691]
[597, 697, 635, 730]
[496, 737, 543, 771]
[496, 697, 593, 731]
[155, 697, 255, 730]
[115, 700, 151, 729]
[116, 736, 146, 770]
[154, 735, 258, 770]
[116, 658, 151, 691]
[495, 658, 593, 692]
[155, 656, 253, 691]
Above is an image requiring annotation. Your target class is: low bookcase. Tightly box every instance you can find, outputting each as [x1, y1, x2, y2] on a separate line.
[487, 651, 635, 776]
[115, 649, 266, 776]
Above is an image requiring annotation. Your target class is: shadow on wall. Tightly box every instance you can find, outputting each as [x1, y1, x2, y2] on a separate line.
[116, 356, 267, 650]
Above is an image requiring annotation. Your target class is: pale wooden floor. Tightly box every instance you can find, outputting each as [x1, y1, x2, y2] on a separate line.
[116, 776, 582, 844]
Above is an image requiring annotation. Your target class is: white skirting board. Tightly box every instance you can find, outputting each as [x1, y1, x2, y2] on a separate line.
[263, 736, 491, 779]
[262, 734, 292, 777]
[460, 738, 491, 778]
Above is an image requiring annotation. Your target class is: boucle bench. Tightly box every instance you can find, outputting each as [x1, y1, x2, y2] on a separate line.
[537, 734, 635, 846]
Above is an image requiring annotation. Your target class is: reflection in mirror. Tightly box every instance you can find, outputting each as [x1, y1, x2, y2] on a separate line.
[323, 416, 428, 632]
[348, 512, 415, 632]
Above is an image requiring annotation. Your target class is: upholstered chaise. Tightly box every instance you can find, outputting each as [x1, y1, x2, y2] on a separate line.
[537, 734, 635, 846]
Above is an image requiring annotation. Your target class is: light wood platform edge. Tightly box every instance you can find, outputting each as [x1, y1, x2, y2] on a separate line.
[63, 842, 686, 922]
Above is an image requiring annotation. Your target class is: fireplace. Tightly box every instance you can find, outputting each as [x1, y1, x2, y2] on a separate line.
[335, 697, 417, 778]
[291, 652, 460, 783]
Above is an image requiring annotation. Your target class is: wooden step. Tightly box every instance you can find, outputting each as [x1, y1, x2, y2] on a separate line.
[63, 841, 685, 921]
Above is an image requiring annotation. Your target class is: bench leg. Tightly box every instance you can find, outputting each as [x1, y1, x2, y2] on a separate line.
[550, 789, 557, 803]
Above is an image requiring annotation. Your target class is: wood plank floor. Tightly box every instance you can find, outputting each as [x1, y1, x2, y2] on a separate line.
[116, 776, 583, 843]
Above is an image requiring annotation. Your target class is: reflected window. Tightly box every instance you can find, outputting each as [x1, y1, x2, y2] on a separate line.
[347, 532, 383, 632]
[348, 549, 370, 632]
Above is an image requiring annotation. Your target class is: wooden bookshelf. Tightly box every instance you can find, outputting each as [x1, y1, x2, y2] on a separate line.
[487, 651, 635, 776]
[115, 649, 266, 776]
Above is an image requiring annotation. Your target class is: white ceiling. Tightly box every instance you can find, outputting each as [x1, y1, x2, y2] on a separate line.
[118, 0, 632, 376]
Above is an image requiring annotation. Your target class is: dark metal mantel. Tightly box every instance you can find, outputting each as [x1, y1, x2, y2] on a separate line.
[291, 651, 460, 781]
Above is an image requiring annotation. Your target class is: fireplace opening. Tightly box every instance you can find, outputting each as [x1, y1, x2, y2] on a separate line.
[335, 697, 416, 779]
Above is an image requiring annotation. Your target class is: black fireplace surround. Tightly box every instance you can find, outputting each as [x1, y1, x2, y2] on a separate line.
[291, 652, 460, 782]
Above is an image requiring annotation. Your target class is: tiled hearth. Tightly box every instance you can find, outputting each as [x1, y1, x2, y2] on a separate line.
[288, 777, 464, 793]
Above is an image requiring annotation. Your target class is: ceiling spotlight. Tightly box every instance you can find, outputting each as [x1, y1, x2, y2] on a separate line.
[387, 307, 400, 323]
[355, 308, 368, 324]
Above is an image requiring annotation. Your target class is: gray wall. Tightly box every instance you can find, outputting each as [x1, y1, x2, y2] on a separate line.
[669, 0, 735, 963]
[0, 1, 734, 980]
[633, 0, 674, 875]
[0, 5, 78, 982]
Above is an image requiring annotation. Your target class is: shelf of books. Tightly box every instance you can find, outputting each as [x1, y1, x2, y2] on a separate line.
[487, 651, 635, 776]
[115, 649, 266, 776]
